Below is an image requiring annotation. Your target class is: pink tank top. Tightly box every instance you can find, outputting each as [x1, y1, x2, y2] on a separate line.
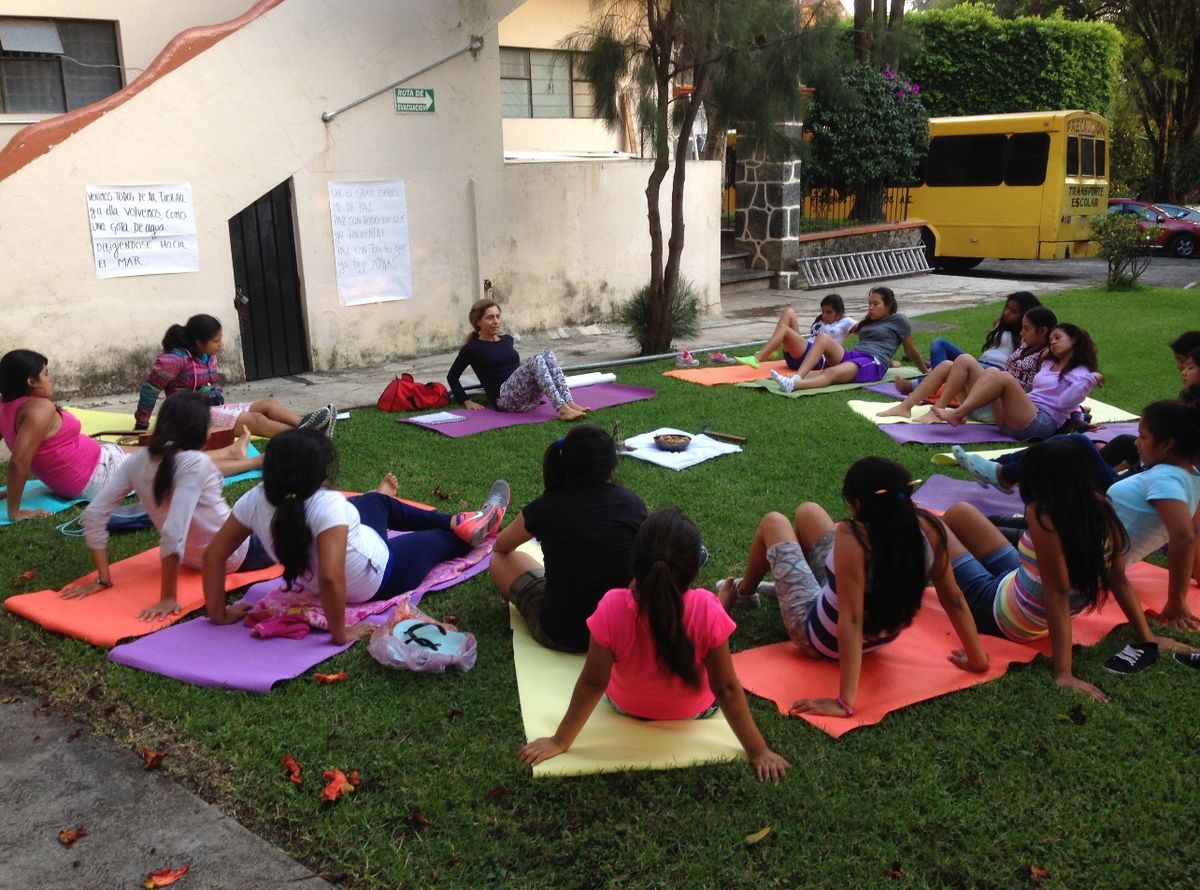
[0, 397, 101, 497]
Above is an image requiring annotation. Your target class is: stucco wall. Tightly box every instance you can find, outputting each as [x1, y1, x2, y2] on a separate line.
[490, 159, 721, 326]
[0, 0, 254, 147]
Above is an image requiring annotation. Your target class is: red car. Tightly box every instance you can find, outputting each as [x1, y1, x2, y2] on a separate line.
[1107, 198, 1200, 258]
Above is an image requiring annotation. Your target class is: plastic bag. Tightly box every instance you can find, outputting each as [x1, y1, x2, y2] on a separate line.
[367, 598, 477, 673]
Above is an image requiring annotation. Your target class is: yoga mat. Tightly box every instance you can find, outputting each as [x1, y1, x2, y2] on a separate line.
[62, 405, 138, 436]
[619, 428, 741, 471]
[663, 360, 789, 386]
[931, 446, 1021, 465]
[863, 386, 1140, 426]
[509, 540, 743, 777]
[397, 384, 655, 438]
[912, 474, 1024, 516]
[3, 550, 280, 647]
[737, 366, 923, 398]
[108, 542, 492, 692]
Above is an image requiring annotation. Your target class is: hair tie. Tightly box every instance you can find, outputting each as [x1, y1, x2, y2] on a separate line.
[284, 493, 298, 501]
[163, 439, 175, 448]
[555, 438, 565, 453]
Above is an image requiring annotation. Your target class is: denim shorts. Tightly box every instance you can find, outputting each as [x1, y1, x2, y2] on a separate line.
[1000, 408, 1059, 441]
[950, 546, 1021, 637]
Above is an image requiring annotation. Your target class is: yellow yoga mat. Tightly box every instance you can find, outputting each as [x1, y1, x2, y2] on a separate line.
[931, 446, 1021, 465]
[510, 541, 743, 778]
[1079, 397, 1138, 423]
[64, 405, 138, 436]
[850, 395, 1137, 426]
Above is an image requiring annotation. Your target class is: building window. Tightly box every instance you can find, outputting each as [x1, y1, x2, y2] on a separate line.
[500, 47, 593, 119]
[0, 17, 122, 114]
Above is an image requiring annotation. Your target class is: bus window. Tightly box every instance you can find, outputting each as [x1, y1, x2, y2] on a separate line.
[1081, 137, 1095, 176]
[1067, 136, 1079, 175]
[927, 134, 1005, 186]
[1004, 133, 1049, 186]
[1095, 139, 1106, 178]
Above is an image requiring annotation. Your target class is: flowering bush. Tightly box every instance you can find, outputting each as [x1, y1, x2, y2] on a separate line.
[1089, 212, 1156, 290]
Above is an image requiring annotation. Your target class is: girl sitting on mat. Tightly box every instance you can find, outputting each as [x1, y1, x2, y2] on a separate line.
[919, 291, 1041, 378]
[746, 293, 856, 368]
[924, 323, 1100, 441]
[135, 314, 335, 438]
[65, 394, 269, 620]
[879, 305, 1058, 421]
[202, 429, 510, 644]
[942, 438, 1193, 694]
[448, 299, 590, 421]
[718, 457, 990, 718]
[518, 508, 790, 783]
[768, 287, 929, 392]
[490, 423, 647, 653]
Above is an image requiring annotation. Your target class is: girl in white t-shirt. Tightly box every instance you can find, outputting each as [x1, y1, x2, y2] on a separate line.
[747, 293, 856, 370]
[202, 429, 510, 643]
[64, 393, 271, 620]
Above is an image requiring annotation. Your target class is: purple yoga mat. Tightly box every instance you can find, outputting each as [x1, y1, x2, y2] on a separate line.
[107, 555, 490, 693]
[913, 474, 1024, 516]
[397, 383, 655, 438]
[878, 419, 1139, 446]
[865, 381, 907, 400]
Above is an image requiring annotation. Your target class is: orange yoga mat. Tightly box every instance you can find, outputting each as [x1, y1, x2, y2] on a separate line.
[662, 360, 786, 386]
[3, 548, 279, 648]
[732, 562, 1196, 738]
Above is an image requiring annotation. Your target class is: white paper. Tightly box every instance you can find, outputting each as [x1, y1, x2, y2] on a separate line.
[85, 183, 199, 279]
[327, 180, 412, 305]
[407, 411, 466, 425]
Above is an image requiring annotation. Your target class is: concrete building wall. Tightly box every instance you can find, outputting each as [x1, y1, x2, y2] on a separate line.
[0, 0, 254, 147]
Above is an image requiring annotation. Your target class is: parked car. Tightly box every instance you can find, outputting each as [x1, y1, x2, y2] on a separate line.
[1154, 202, 1200, 224]
[1107, 199, 1200, 258]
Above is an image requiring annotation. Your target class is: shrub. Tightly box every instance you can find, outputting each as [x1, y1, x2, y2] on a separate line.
[618, 278, 701, 355]
[1089, 213, 1156, 290]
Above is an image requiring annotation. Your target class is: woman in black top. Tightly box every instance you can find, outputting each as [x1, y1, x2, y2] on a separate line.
[489, 424, 647, 652]
[447, 300, 589, 421]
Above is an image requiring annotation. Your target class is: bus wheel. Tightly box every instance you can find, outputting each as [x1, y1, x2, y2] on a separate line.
[919, 228, 937, 267]
[1167, 233, 1197, 259]
[940, 257, 984, 272]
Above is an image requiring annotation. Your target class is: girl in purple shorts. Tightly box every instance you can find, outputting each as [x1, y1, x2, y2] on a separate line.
[769, 287, 928, 392]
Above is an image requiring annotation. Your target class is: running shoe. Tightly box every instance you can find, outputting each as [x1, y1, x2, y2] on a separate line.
[1172, 652, 1200, 671]
[323, 404, 337, 438]
[675, 350, 700, 367]
[1102, 641, 1159, 675]
[734, 355, 760, 368]
[706, 351, 737, 365]
[451, 480, 511, 546]
[298, 406, 332, 432]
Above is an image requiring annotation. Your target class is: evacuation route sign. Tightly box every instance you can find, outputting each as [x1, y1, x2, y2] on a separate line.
[395, 88, 435, 113]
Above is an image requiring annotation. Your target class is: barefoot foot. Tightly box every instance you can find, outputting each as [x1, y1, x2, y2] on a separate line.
[233, 426, 252, 459]
[376, 473, 399, 497]
[877, 405, 913, 419]
[912, 409, 945, 424]
[932, 406, 964, 426]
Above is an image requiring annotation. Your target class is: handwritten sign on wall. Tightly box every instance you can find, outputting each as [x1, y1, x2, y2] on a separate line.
[85, 183, 199, 279]
[327, 180, 412, 306]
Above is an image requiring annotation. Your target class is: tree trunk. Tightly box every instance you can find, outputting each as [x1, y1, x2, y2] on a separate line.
[854, 0, 872, 63]
[642, 0, 674, 355]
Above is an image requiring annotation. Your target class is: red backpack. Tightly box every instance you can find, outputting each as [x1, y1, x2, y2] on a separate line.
[377, 373, 451, 412]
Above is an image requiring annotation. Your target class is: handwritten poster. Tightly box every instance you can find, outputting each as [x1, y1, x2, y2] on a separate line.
[85, 183, 199, 279]
[327, 180, 412, 305]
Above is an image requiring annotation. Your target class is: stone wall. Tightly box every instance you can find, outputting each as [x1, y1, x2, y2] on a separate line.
[733, 154, 803, 272]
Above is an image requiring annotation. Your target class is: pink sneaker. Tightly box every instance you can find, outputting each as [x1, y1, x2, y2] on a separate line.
[706, 351, 737, 365]
[675, 350, 700, 367]
[451, 480, 511, 546]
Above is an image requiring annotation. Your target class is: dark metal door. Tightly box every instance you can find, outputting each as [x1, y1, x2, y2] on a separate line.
[228, 180, 309, 380]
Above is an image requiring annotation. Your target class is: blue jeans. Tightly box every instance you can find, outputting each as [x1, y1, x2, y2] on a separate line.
[929, 337, 965, 367]
[348, 492, 468, 600]
[993, 433, 1120, 491]
[950, 546, 1021, 637]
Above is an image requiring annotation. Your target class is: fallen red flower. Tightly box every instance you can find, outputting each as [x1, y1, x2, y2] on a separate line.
[142, 865, 189, 888]
[142, 748, 164, 770]
[282, 753, 303, 785]
[347, 769, 362, 787]
[320, 769, 355, 802]
[13, 570, 36, 588]
[314, 672, 349, 684]
[58, 826, 87, 847]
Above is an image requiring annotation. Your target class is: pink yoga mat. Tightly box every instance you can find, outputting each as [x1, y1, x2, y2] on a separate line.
[107, 552, 491, 692]
[397, 384, 655, 438]
[913, 474, 1024, 516]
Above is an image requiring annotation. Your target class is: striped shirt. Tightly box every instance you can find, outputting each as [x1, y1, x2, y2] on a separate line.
[804, 532, 933, 658]
[993, 529, 1089, 641]
[135, 349, 224, 428]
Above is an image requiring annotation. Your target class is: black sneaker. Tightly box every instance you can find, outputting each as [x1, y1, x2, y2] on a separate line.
[1102, 641, 1159, 675]
[1172, 652, 1200, 671]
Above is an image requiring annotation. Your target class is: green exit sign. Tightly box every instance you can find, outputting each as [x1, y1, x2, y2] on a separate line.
[395, 88, 435, 113]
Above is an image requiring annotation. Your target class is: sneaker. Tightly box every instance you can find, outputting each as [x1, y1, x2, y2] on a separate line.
[1172, 652, 1200, 671]
[298, 406, 332, 432]
[769, 369, 796, 394]
[323, 404, 337, 438]
[719, 577, 759, 609]
[675, 350, 700, 367]
[451, 479, 511, 546]
[706, 352, 737, 365]
[734, 355, 760, 369]
[951, 445, 1003, 490]
[1102, 641, 1159, 675]
[756, 581, 778, 599]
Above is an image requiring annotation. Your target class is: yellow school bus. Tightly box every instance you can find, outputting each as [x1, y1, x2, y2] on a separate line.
[908, 110, 1109, 270]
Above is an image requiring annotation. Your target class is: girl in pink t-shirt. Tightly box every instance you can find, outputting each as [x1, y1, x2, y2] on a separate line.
[518, 508, 789, 783]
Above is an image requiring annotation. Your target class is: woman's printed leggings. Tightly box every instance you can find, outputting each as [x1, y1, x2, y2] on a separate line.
[497, 349, 573, 412]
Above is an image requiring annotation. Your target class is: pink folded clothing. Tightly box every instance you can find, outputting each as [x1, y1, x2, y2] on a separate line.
[249, 614, 310, 639]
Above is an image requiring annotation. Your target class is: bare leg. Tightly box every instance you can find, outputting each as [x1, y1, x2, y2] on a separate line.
[791, 332, 846, 379]
[755, 307, 810, 363]
[232, 410, 292, 439]
[932, 354, 987, 409]
[793, 502, 835, 550]
[936, 368, 1035, 429]
[248, 398, 303, 427]
[879, 360, 956, 417]
[787, 361, 860, 390]
[718, 511, 799, 610]
[943, 502, 1013, 561]
[489, 549, 544, 599]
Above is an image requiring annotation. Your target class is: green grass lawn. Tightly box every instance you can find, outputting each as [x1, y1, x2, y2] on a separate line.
[2, 286, 1198, 888]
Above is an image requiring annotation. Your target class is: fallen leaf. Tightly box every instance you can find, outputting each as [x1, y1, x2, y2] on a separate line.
[408, 807, 431, 828]
[1057, 704, 1086, 725]
[13, 570, 36, 587]
[432, 485, 451, 501]
[484, 786, 510, 800]
[1029, 864, 1050, 882]
[314, 672, 349, 684]
[320, 769, 355, 802]
[347, 769, 362, 788]
[141, 748, 164, 771]
[446, 707, 464, 721]
[887, 861, 905, 879]
[142, 865, 189, 888]
[743, 826, 771, 846]
[282, 753, 303, 785]
[58, 827, 87, 847]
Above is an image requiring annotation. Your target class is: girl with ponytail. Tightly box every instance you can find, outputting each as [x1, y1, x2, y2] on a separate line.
[721, 457, 989, 718]
[519, 509, 790, 783]
[203, 429, 510, 643]
[490, 423, 647, 652]
[67, 394, 268, 618]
